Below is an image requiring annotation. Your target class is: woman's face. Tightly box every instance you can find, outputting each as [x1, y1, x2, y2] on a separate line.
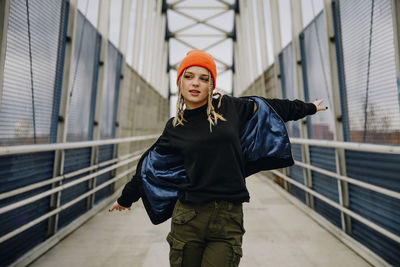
[180, 66, 211, 110]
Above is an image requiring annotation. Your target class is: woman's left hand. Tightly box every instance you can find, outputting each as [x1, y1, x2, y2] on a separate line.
[313, 99, 328, 112]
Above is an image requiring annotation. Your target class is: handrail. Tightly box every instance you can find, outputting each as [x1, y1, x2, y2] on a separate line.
[290, 137, 400, 154]
[294, 160, 400, 200]
[271, 170, 400, 244]
[0, 154, 141, 215]
[0, 165, 136, 243]
[0, 150, 145, 201]
[0, 135, 155, 245]
[272, 137, 400, 246]
[0, 134, 160, 156]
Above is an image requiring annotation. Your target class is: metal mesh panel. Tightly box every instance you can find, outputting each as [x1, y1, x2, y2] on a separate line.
[94, 144, 114, 203]
[346, 150, 400, 265]
[279, 42, 301, 138]
[58, 148, 91, 229]
[99, 41, 122, 140]
[66, 11, 101, 142]
[300, 12, 335, 140]
[0, 0, 65, 145]
[309, 146, 341, 228]
[338, 0, 400, 145]
[0, 0, 67, 264]
[0, 152, 53, 266]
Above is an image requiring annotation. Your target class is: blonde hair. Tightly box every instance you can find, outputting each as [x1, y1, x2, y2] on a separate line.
[173, 69, 226, 132]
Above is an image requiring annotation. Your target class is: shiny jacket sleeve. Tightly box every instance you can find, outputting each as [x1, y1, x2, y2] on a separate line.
[117, 119, 174, 207]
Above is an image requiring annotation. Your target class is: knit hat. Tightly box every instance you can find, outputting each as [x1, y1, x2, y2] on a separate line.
[176, 50, 217, 89]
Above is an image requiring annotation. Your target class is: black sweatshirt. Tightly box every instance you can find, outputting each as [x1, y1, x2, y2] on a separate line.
[118, 95, 316, 206]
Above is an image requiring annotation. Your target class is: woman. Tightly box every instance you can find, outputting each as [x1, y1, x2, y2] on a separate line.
[109, 50, 327, 266]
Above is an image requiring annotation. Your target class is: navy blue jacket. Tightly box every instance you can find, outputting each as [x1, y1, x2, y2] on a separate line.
[118, 96, 316, 224]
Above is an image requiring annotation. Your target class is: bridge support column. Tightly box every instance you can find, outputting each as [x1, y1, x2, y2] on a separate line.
[48, 0, 78, 236]
[290, 0, 314, 209]
[323, 0, 351, 234]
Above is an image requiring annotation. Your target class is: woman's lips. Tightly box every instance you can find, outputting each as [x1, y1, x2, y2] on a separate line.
[189, 90, 200, 96]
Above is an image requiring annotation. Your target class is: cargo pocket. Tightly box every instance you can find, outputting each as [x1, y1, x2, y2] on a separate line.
[172, 209, 196, 225]
[231, 245, 243, 267]
[167, 234, 186, 267]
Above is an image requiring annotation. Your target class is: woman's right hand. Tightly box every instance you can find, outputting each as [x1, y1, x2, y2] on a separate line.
[108, 200, 131, 212]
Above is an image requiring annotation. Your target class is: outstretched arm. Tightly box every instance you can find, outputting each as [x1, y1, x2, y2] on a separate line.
[253, 98, 327, 122]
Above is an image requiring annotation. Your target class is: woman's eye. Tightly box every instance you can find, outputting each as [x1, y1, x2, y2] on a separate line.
[201, 78, 209, 82]
[184, 75, 192, 78]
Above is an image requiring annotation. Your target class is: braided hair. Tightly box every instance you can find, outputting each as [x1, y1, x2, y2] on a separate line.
[173, 69, 226, 132]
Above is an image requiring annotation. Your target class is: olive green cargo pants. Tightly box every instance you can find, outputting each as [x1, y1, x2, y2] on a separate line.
[167, 199, 245, 267]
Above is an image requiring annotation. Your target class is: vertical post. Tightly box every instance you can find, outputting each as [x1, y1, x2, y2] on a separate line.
[256, 0, 269, 97]
[118, 0, 132, 56]
[161, 3, 169, 99]
[87, 0, 111, 209]
[0, 0, 10, 105]
[290, 0, 314, 209]
[141, 0, 154, 78]
[149, 0, 163, 88]
[48, 0, 78, 236]
[236, 0, 251, 95]
[323, 0, 351, 234]
[234, 12, 241, 94]
[269, 0, 287, 188]
[256, 0, 269, 71]
[161, 42, 169, 99]
[113, 0, 132, 191]
[132, 0, 144, 71]
[269, 0, 283, 97]
[247, 0, 260, 82]
[233, 14, 241, 94]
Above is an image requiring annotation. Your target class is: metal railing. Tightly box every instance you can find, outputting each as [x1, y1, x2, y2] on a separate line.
[273, 137, 400, 245]
[0, 134, 159, 244]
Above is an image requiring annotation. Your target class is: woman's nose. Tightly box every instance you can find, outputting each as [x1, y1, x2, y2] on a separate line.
[192, 77, 200, 86]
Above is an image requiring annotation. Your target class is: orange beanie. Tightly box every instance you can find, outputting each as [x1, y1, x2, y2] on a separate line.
[176, 50, 217, 89]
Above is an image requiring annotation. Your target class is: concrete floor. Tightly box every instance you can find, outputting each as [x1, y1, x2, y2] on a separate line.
[31, 174, 370, 267]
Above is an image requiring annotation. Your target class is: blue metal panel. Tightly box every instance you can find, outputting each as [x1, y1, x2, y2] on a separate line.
[58, 10, 101, 228]
[289, 144, 306, 203]
[279, 43, 301, 139]
[346, 150, 400, 265]
[0, 0, 67, 264]
[94, 41, 122, 204]
[279, 43, 305, 203]
[99, 41, 122, 140]
[58, 148, 91, 229]
[0, 0, 65, 146]
[336, 0, 400, 145]
[331, 0, 349, 142]
[310, 146, 341, 228]
[66, 11, 101, 142]
[300, 11, 341, 228]
[94, 144, 114, 204]
[0, 152, 53, 266]
[299, 11, 335, 141]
